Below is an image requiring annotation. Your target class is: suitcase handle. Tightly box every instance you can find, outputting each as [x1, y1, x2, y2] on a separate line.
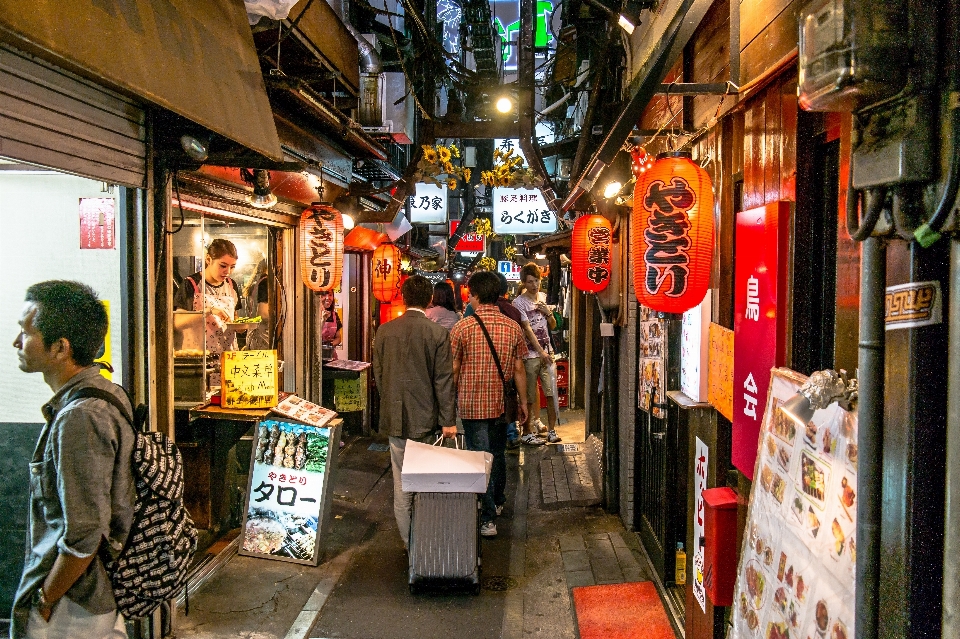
[433, 433, 464, 449]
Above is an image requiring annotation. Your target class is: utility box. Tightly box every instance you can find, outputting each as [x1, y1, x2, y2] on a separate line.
[702, 486, 738, 606]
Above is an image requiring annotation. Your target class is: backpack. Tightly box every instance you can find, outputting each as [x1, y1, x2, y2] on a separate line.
[67, 386, 198, 619]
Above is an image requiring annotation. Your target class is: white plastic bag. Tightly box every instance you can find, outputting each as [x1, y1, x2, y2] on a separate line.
[245, 0, 301, 24]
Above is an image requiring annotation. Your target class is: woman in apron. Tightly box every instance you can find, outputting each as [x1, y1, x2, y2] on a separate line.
[319, 290, 342, 360]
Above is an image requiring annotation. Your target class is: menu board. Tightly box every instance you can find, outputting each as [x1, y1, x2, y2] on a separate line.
[272, 394, 338, 428]
[334, 373, 367, 412]
[638, 306, 667, 418]
[730, 368, 857, 639]
[707, 323, 734, 421]
[221, 350, 279, 408]
[240, 419, 339, 565]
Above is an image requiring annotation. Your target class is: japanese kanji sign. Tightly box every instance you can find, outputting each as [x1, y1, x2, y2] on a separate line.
[708, 323, 734, 421]
[693, 437, 709, 613]
[491, 188, 557, 234]
[733, 202, 790, 479]
[334, 371, 367, 412]
[240, 419, 340, 566]
[408, 182, 448, 224]
[449, 220, 486, 252]
[79, 197, 115, 249]
[221, 350, 279, 409]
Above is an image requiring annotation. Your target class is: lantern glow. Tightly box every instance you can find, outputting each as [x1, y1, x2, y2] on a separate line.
[571, 214, 614, 293]
[299, 204, 344, 292]
[631, 152, 714, 314]
[372, 243, 403, 303]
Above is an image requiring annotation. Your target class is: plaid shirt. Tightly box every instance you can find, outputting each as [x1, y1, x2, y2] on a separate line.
[450, 305, 527, 420]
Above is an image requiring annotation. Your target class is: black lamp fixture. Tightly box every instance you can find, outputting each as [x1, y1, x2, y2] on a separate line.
[240, 168, 278, 209]
[781, 369, 858, 428]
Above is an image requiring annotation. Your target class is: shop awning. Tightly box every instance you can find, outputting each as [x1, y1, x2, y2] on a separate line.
[0, 0, 283, 162]
[559, 0, 713, 211]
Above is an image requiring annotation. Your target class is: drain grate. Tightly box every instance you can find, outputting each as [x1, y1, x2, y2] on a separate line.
[481, 576, 519, 591]
[557, 443, 581, 454]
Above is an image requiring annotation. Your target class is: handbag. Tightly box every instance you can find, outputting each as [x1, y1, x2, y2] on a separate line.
[473, 314, 520, 423]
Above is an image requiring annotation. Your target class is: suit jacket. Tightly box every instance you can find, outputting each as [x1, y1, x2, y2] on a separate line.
[373, 309, 456, 439]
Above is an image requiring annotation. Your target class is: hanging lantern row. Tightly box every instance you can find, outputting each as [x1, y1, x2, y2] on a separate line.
[372, 243, 403, 303]
[571, 214, 613, 293]
[299, 204, 344, 292]
[631, 147, 655, 176]
[632, 151, 714, 314]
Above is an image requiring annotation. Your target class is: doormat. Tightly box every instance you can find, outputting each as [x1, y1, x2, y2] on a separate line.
[572, 581, 674, 639]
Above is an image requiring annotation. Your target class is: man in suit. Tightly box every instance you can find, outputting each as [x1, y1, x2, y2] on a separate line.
[373, 275, 457, 549]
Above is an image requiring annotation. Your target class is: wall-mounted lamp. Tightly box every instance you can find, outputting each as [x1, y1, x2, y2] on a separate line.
[603, 180, 623, 199]
[241, 168, 278, 209]
[342, 213, 356, 230]
[581, 0, 639, 34]
[495, 96, 514, 114]
[180, 134, 209, 162]
[781, 370, 858, 428]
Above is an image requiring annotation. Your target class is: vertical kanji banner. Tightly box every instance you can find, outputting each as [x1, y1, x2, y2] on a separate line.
[732, 202, 791, 479]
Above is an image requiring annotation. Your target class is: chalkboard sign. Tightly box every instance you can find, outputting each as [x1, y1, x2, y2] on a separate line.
[239, 419, 340, 565]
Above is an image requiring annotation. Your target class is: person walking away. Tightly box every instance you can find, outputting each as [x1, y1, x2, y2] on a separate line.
[372, 276, 457, 549]
[11, 281, 135, 639]
[173, 238, 247, 357]
[513, 263, 561, 445]
[490, 273, 525, 449]
[450, 271, 528, 537]
[425, 281, 462, 330]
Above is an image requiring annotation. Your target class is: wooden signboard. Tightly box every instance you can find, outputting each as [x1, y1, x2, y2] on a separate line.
[221, 350, 279, 409]
[707, 323, 734, 421]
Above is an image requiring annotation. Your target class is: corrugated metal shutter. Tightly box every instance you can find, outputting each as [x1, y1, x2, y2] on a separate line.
[0, 44, 146, 187]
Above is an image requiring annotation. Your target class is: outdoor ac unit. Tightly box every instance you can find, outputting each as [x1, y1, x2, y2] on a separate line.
[360, 71, 414, 144]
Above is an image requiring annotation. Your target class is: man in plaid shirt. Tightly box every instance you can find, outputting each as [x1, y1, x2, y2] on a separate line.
[450, 271, 528, 537]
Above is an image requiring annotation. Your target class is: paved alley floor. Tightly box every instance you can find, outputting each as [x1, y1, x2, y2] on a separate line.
[176, 412, 666, 639]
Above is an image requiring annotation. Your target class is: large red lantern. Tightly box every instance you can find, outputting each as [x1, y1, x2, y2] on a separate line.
[299, 204, 344, 291]
[372, 243, 403, 302]
[571, 214, 613, 293]
[632, 151, 714, 313]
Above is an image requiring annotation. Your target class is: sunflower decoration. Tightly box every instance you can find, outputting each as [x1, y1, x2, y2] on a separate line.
[480, 148, 544, 189]
[471, 218, 493, 238]
[475, 256, 498, 272]
[504, 245, 518, 260]
[415, 144, 470, 190]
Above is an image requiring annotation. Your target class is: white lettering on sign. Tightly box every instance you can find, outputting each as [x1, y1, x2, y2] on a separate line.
[498, 260, 521, 281]
[408, 183, 448, 223]
[746, 275, 760, 321]
[743, 372, 758, 420]
[492, 187, 557, 234]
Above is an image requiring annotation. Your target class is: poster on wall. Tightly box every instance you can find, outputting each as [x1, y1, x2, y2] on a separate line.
[79, 197, 115, 249]
[680, 293, 711, 402]
[693, 437, 709, 613]
[240, 419, 340, 565]
[638, 305, 667, 418]
[707, 323, 734, 420]
[729, 368, 857, 639]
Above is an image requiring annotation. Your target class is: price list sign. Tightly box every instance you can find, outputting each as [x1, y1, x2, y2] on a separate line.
[221, 350, 279, 409]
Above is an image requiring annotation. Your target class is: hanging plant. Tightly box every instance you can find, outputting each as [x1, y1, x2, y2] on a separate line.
[415, 144, 471, 191]
[471, 218, 493, 237]
[480, 147, 544, 189]
[504, 245, 518, 260]
[475, 256, 497, 272]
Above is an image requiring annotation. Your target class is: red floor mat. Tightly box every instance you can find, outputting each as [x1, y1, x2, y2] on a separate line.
[572, 581, 676, 639]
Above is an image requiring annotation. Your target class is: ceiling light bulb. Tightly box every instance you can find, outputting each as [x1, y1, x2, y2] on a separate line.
[617, 14, 636, 34]
[603, 180, 623, 199]
[535, 253, 547, 259]
[496, 97, 513, 114]
[342, 213, 355, 230]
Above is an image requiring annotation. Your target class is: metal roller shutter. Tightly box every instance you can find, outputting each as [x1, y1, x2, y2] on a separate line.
[0, 44, 146, 187]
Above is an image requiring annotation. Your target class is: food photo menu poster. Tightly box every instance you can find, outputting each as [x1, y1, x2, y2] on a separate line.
[730, 369, 857, 639]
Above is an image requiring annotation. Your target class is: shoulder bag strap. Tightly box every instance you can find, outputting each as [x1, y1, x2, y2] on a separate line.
[472, 315, 507, 385]
[67, 387, 135, 430]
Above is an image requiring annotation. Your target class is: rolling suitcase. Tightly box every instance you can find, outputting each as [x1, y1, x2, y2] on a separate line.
[408, 491, 481, 595]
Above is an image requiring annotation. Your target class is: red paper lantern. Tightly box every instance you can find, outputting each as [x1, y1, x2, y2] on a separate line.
[372, 243, 403, 302]
[632, 151, 714, 313]
[299, 204, 344, 292]
[379, 301, 407, 324]
[571, 214, 613, 293]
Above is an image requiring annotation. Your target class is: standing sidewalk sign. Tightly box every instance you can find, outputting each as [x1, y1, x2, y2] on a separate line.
[732, 202, 790, 479]
[491, 188, 557, 234]
[693, 437, 708, 613]
[729, 368, 857, 639]
[240, 418, 341, 565]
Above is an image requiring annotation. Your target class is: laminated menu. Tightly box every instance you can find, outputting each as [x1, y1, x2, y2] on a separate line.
[730, 368, 857, 639]
[271, 394, 338, 428]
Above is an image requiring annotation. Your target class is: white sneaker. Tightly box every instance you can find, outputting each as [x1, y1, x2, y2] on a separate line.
[480, 521, 497, 537]
[546, 430, 562, 443]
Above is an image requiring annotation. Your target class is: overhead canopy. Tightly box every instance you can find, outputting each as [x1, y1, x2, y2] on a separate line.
[0, 0, 283, 161]
[559, 0, 714, 211]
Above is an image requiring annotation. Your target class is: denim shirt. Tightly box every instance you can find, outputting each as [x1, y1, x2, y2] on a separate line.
[11, 367, 135, 638]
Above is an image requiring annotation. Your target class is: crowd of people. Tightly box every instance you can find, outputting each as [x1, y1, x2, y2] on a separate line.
[373, 264, 563, 541]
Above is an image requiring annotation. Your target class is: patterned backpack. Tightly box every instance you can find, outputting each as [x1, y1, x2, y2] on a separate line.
[69, 387, 198, 618]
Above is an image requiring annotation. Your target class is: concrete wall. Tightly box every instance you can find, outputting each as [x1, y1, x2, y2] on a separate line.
[618, 219, 639, 529]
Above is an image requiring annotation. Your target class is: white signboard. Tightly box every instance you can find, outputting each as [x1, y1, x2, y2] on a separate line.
[498, 260, 521, 281]
[492, 188, 557, 234]
[693, 437, 708, 613]
[680, 293, 712, 402]
[408, 183, 448, 224]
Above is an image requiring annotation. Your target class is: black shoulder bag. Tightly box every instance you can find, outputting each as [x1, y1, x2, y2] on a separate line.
[473, 314, 521, 423]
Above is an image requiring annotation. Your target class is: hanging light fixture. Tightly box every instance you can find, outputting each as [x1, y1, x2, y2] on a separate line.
[632, 151, 714, 314]
[241, 168, 278, 209]
[372, 243, 403, 302]
[571, 213, 613, 293]
[299, 204, 344, 292]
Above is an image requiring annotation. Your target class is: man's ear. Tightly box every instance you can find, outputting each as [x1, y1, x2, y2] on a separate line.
[51, 337, 73, 362]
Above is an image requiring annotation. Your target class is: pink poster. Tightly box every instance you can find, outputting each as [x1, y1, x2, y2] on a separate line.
[732, 202, 790, 479]
[79, 197, 116, 249]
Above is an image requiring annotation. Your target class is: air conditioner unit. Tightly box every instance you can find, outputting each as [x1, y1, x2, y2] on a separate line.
[360, 71, 414, 144]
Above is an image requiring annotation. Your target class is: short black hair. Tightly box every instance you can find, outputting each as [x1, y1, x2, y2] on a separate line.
[402, 275, 434, 308]
[467, 271, 500, 304]
[25, 281, 108, 367]
[495, 272, 510, 297]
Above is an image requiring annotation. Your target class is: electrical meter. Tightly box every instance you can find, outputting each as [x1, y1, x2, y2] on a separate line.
[798, 0, 908, 112]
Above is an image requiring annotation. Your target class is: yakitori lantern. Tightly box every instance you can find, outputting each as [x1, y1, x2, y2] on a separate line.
[571, 214, 613, 293]
[632, 151, 714, 313]
[300, 204, 344, 291]
[372, 243, 403, 302]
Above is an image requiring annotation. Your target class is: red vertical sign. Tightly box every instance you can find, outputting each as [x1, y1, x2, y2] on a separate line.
[79, 197, 116, 249]
[449, 220, 486, 252]
[732, 202, 790, 479]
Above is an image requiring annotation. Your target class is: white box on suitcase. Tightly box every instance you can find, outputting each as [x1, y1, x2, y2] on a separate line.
[401, 440, 492, 493]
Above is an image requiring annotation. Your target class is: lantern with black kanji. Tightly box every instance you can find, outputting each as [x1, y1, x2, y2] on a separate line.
[299, 204, 344, 292]
[632, 151, 714, 313]
[571, 214, 613, 293]
[372, 243, 403, 302]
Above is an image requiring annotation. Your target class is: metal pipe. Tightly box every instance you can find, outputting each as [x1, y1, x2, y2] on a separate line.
[344, 23, 383, 74]
[855, 235, 886, 639]
[944, 237, 960, 639]
[598, 303, 620, 512]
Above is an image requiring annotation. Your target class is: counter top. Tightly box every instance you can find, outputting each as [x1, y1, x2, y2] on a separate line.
[666, 390, 713, 410]
[188, 403, 275, 422]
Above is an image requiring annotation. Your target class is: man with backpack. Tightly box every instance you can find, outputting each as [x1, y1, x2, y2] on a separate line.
[11, 281, 135, 638]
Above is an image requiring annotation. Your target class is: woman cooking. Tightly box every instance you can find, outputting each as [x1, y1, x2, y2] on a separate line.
[174, 238, 247, 356]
